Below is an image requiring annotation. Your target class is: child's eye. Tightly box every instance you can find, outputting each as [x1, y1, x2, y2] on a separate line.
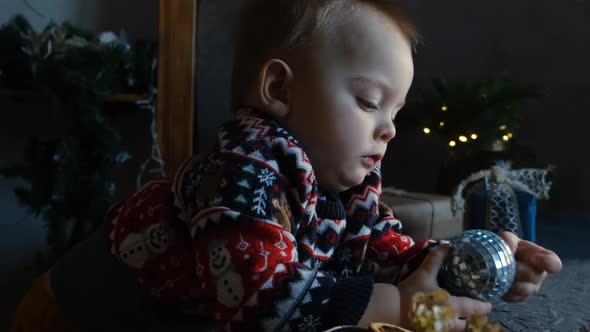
[356, 97, 379, 111]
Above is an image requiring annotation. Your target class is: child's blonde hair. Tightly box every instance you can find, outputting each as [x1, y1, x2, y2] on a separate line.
[230, 0, 418, 109]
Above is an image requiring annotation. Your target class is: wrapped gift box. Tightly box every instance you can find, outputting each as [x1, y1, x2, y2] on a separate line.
[465, 189, 536, 242]
[452, 163, 552, 244]
[380, 188, 463, 240]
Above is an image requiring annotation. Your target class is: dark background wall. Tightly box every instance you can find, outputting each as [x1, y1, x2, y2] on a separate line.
[0, 0, 158, 41]
[1, 0, 589, 329]
[389, 0, 590, 212]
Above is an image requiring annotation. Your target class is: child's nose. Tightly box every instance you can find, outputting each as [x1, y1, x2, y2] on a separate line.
[375, 118, 396, 142]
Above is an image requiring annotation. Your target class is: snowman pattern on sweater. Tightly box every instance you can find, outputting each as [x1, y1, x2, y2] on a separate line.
[108, 108, 436, 331]
[208, 240, 245, 308]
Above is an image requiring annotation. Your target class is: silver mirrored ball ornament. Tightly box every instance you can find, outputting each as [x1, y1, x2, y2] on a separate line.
[438, 229, 516, 302]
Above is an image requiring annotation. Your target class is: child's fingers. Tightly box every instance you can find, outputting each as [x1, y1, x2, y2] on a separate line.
[416, 244, 450, 278]
[500, 231, 562, 273]
[503, 281, 541, 302]
[448, 295, 492, 319]
[514, 241, 561, 271]
[449, 318, 468, 332]
[499, 231, 519, 254]
[529, 250, 562, 274]
[514, 262, 547, 285]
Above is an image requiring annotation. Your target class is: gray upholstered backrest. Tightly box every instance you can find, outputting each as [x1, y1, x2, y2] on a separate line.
[195, 0, 243, 152]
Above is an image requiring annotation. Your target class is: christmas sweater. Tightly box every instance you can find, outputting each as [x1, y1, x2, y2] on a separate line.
[107, 108, 436, 331]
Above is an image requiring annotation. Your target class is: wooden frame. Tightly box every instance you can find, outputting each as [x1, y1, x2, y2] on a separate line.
[157, 0, 198, 176]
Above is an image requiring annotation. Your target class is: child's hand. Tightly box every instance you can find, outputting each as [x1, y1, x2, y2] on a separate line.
[397, 245, 492, 331]
[499, 231, 562, 302]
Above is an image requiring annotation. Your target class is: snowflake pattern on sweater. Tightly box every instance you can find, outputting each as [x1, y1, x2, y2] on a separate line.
[107, 108, 436, 331]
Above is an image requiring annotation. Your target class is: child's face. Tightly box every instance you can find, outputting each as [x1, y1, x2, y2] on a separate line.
[283, 4, 414, 192]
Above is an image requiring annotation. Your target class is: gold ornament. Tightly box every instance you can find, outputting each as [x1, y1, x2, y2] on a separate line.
[409, 288, 504, 332]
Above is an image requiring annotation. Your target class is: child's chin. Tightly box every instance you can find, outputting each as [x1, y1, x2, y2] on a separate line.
[318, 169, 366, 192]
[339, 173, 367, 191]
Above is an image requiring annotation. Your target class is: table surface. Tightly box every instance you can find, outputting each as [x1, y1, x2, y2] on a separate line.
[489, 260, 590, 331]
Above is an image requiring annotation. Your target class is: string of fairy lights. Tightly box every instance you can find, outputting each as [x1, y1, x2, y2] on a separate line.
[421, 104, 513, 148]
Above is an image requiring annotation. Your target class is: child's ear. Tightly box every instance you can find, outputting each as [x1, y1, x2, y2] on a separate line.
[256, 58, 293, 118]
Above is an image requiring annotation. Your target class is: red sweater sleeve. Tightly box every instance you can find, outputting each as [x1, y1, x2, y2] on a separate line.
[363, 201, 438, 283]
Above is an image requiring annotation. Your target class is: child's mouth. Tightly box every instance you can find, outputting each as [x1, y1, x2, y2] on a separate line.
[362, 155, 379, 168]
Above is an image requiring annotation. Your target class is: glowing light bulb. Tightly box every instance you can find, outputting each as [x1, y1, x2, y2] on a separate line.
[508, 133, 513, 138]
[439, 122, 445, 127]
[449, 140, 457, 147]
[423, 128, 431, 134]
[499, 125, 507, 130]
[502, 135, 510, 141]
[459, 136, 468, 142]
[441, 105, 448, 111]
[471, 134, 478, 140]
